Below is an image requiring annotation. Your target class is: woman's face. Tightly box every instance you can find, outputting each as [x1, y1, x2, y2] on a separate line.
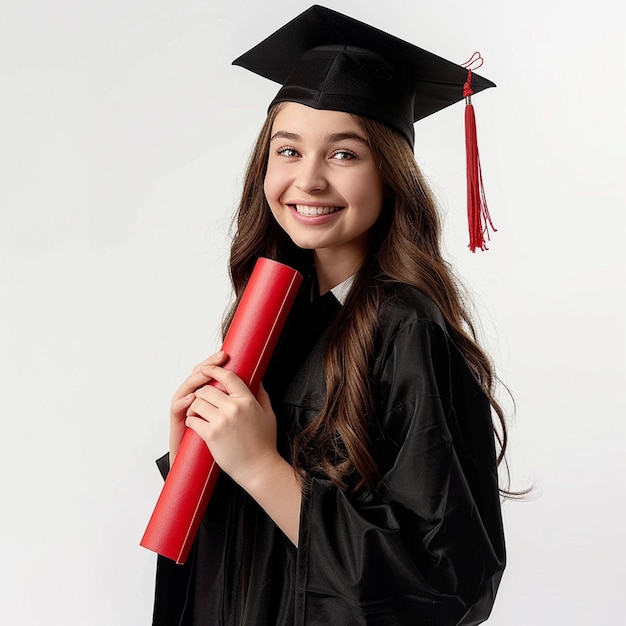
[264, 103, 385, 271]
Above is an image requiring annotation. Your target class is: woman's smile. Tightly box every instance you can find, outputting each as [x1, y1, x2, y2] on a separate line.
[288, 203, 346, 225]
[292, 204, 344, 216]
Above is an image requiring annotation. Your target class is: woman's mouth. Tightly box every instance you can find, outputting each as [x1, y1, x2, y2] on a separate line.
[293, 204, 344, 216]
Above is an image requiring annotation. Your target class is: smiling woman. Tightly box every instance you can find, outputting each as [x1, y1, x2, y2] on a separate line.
[264, 103, 385, 292]
[151, 5, 506, 626]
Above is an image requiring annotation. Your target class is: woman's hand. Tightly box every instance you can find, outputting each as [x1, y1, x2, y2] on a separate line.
[185, 364, 303, 545]
[184, 364, 279, 489]
[172, 360, 303, 545]
[169, 351, 228, 465]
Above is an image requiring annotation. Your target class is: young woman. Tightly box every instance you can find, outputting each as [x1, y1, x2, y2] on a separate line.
[152, 6, 506, 625]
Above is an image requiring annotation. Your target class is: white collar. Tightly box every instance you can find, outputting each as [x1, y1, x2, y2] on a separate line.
[329, 274, 355, 306]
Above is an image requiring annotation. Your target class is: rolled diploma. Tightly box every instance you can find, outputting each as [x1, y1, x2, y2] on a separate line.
[140, 257, 302, 564]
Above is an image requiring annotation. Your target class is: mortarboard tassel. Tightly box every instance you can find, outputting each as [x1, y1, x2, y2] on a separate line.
[462, 53, 496, 252]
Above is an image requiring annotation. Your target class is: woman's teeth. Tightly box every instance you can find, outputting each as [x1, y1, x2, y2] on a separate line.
[294, 205, 342, 216]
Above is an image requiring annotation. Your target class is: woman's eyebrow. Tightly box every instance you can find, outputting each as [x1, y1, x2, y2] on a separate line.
[270, 130, 301, 142]
[269, 130, 369, 146]
[326, 132, 369, 146]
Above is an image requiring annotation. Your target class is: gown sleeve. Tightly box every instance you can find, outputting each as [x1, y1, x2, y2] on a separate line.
[294, 316, 505, 626]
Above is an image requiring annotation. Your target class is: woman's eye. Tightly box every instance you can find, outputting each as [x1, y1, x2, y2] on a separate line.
[276, 147, 299, 158]
[331, 150, 357, 161]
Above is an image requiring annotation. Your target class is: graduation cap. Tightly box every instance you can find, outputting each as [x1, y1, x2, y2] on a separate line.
[233, 5, 496, 252]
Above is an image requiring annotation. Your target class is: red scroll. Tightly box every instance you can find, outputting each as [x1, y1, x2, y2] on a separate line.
[140, 257, 302, 564]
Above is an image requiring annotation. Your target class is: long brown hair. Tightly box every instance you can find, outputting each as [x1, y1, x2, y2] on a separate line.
[224, 105, 510, 496]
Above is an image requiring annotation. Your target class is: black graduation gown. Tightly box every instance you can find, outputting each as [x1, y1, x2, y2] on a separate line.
[152, 283, 505, 626]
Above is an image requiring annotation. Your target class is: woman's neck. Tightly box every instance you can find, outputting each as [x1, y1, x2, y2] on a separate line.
[313, 248, 363, 295]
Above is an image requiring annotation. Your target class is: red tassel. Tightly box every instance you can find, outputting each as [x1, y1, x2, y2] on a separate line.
[463, 60, 496, 252]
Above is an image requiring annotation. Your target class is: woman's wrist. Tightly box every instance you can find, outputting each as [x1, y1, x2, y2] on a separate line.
[235, 451, 303, 546]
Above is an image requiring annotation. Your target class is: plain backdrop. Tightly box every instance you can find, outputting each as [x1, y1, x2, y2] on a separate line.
[1, 1, 624, 624]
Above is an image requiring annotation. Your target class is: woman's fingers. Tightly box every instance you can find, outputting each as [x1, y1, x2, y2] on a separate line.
[199, 363, 249, 398]
[171, 351, 228, 406]
[187, 379, 245, 423]
[168, 351, 228, 462]
[192, 384, 226, 411]
[171, 392, 196, 415]
[172, 371, 210, 403]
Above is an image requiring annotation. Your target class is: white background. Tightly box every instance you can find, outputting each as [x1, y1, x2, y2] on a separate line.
[1, 1, 624, 624]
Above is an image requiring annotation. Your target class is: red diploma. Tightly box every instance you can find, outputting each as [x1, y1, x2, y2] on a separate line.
[140, 257, 302, 563]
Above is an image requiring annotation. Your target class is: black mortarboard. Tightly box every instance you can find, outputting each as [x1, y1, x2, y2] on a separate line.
[232, 4, 495, 148]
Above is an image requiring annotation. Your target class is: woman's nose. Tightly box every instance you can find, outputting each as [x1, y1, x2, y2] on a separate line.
[294, 158, 328, 193]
